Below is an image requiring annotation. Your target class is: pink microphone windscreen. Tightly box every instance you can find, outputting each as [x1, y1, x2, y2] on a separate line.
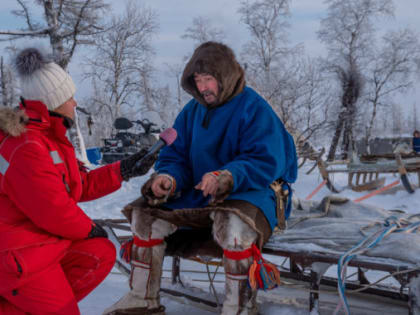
[159, 128, 177, 146]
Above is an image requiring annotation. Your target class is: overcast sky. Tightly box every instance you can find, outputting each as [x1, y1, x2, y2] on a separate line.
[1, 0, 420, 107]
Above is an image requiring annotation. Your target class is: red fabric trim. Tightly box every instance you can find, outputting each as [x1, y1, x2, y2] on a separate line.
[223, 246, 253, 260]
[133, 236, 163, 248]
[251, 243, 263, 261]
[224, 244, 263, 261]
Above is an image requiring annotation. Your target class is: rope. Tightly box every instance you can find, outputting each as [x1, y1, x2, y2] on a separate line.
[334, 216, 420, 315]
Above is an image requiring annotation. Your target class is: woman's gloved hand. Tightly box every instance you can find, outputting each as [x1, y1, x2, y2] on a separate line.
[120, 148, 157, 181]
[88, 222, 108, 239]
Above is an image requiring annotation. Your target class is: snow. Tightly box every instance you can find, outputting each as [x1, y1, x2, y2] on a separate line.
[77, 161, 420, 314]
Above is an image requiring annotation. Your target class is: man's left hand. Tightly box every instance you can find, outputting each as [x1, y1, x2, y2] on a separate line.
[195, 172, 219, 197]
[195, 170, 233, 205]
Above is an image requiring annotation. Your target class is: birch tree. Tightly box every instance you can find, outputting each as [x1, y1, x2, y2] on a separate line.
[364, 28, 420, 147]
[84, 1, 158, 125]
[318, 0, 394, 160]
[238, 0, 290, 97]
[238, 0, 329, 147]
[181, 16, 226, 46]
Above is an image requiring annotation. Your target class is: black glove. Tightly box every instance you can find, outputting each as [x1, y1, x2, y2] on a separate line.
[88, 222, 108, 239]
[120, 148, 157, 181]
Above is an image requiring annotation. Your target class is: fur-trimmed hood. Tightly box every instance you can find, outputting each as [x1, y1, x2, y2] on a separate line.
[181, 41, 245, 107]
[0, 107, 28, 137]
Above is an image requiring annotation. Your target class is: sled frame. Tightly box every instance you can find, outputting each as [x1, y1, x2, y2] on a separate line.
[97, 218, 420, 315]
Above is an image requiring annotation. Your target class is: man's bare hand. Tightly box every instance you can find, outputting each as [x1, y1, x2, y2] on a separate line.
[151, 175, 174, 198]
[195, 173, 219, 198]
[195, 170, 233, 204]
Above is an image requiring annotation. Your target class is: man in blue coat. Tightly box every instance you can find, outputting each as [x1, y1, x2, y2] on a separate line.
[105, 41, 297, 315]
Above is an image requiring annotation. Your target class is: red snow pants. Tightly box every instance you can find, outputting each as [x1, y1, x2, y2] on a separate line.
[0, 238, 116, 315]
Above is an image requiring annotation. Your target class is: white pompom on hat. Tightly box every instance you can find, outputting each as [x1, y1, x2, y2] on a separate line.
[15, 48, 76, 111]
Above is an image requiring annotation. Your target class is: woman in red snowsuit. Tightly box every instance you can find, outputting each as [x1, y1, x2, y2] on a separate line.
[0, 48, 154, 314]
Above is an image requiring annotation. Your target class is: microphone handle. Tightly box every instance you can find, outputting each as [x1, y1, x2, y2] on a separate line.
[134, 140, 165, 169]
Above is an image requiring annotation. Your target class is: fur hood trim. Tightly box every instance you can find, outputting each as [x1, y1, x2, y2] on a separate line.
[0, 107, 28, 137]
[181, 41, 245, 107]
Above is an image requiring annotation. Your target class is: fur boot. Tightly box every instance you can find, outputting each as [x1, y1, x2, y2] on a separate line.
[211, 211, 259, 315]
[103, 210, 176, 315]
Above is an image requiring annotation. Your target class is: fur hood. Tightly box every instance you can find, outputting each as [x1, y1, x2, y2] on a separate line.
[0, 107, 28, 137]
[181, 42, 245, 107]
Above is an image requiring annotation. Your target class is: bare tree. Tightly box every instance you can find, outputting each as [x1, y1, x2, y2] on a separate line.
[238, 0, 290, 85]
[165, 62, 189, 108]
[83, 1, 158, 135]
[318, 0, 394, 160]
[137, 69, 179, 128]
[291, 58, 333, 145]
[0, 0, 108, 69]
[238, 0, 292, 119]
[181, 16, 226, 46]
[238, 0, 330, 149]
[364, 28, 420, 147]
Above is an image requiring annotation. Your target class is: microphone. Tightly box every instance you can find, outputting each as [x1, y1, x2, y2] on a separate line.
[134, 128, 177, 169]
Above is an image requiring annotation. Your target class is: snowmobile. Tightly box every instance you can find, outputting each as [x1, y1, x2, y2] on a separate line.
[101, 117, 160, 164]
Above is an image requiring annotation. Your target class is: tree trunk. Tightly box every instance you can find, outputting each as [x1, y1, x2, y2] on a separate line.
[365, 99, 378, 155]
[1, 57, 7, 107]
[341, 119, 353, 160]
[341, 103, 356, 160]
[327, 110, 346, 161]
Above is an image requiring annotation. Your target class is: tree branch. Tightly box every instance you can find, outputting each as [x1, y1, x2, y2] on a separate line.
[0, 29, 50, 36]
[16, 0, 36, 31]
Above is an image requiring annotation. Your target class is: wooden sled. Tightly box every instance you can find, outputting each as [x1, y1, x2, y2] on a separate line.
[96, 218, 420, 315]
[317, 153, 420, 193]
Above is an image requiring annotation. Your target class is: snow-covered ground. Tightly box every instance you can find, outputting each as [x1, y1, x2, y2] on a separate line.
[78, 161, 420, 314]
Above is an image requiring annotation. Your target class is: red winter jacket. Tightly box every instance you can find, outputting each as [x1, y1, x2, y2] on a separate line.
[0, 101, 122, 292]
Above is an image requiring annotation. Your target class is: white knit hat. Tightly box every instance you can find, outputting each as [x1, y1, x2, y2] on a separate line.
[15, 48, 76, 111]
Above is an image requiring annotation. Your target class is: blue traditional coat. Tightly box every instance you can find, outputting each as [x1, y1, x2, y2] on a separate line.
[155, 86, 297, 230]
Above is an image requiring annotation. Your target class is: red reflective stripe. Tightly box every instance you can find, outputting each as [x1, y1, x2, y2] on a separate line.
[133, 236, 163, 247]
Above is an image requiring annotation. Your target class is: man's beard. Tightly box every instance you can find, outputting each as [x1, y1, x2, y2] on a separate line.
[201, 91, 218, 106]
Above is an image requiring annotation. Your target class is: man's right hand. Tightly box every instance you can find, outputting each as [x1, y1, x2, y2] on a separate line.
[151, 175, 174, 197]
[141, 173, 176, 206]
